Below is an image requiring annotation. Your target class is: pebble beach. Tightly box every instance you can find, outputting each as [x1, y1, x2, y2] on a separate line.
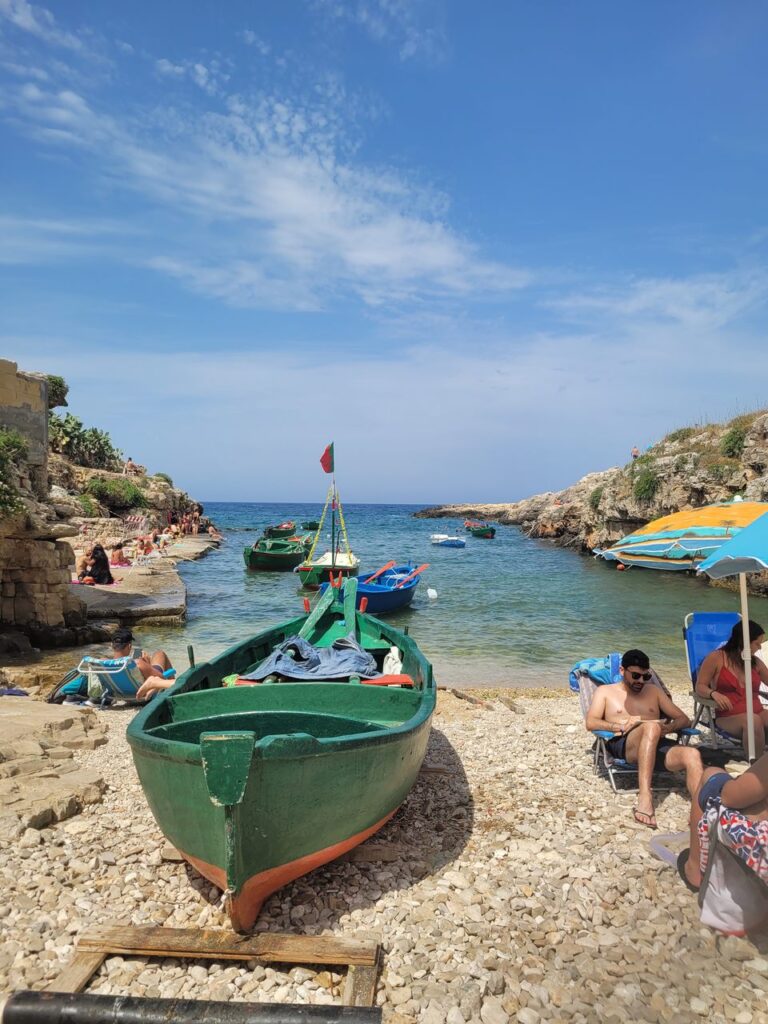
[3, 689, 767, 1024]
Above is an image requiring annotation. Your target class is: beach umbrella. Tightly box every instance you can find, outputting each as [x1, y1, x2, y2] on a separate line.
[697, 509, 768, 762]
[595, 500, 768, 571]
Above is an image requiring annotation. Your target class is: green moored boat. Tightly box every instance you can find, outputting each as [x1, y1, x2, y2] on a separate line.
[263, 521, 296, 538]
[243, 538, 306, 571]
[126, 581, 435, 932]
[464, 520, 496, 539]
[296, 476, 360, 588]
[301, 520, 320, 530]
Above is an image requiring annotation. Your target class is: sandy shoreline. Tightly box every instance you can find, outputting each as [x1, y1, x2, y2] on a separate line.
[2, 689, 767, 1023]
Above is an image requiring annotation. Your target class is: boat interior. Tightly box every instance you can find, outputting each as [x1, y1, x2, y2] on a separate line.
[142, 682, 424, 744]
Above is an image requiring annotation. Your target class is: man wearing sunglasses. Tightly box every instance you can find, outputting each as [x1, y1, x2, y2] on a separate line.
[586, 649, 703, 829]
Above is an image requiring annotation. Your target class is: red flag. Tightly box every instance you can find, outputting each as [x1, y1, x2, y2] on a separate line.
[320, 442, 334, 474]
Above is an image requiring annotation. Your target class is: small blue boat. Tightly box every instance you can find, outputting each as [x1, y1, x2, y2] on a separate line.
[430, 534, 466, 548]
[319, 563, 426, 615]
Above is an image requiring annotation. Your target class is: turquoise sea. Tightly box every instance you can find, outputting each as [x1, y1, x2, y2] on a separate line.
[136, 502, 768, 688]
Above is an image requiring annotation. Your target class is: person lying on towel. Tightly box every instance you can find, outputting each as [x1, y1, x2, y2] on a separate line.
[586, 648, 703, 829]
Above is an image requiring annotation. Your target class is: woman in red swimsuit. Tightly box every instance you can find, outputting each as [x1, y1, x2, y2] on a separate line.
[697, 620, 768, 756]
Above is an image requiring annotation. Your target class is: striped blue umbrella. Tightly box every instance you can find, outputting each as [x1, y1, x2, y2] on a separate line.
[698, 510, 768, 761]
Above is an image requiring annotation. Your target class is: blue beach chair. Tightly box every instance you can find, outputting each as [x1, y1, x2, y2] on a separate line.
[682, 611, 768, 754]
[571, 654, 697, 793]
[77, 656, 176, 705]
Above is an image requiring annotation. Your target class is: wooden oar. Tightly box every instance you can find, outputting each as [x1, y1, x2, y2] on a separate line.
[395, 563, 429, 589]
[363, 560, 396, 584]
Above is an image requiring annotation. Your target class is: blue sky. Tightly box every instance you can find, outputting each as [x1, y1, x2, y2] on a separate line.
[2, 0, 767, 502]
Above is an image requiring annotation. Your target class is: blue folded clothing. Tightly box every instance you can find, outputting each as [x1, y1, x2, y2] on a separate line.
[241, 634, 378, 682]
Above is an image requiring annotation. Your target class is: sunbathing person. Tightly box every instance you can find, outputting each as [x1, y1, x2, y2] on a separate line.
[80, 544, 114, 585]
[695, 619, 768, 757]
[110, 542, 131, 567]
[681, 753, 768, 891]
[75, 545, 94, 581]
[109, 628, 174, 693]
[585, 648, 703, 828]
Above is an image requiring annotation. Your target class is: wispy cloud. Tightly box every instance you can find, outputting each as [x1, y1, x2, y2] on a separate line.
[0, 214, 139, 264]
[552, 270, 768, 331]
[311, 0, 449, 64]
[2, 52, 526, 311]
[0, 0, 84, 51]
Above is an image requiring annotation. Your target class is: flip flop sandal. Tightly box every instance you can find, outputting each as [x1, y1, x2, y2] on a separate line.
[676, 848, 700, 893]
[633, 806, 658, 829]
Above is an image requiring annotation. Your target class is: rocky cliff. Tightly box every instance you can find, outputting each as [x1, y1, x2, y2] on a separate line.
[416, 410, 768, 588]
[0, 360, 204, 650]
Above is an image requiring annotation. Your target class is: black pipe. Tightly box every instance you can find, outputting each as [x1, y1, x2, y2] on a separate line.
[2, 993, 381, 1024]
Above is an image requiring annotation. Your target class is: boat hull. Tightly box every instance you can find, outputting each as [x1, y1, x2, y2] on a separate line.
[296, 563, 360, 588]
[127, 611, 434, 931]
[467, 527, 495, 538]
[264, 523, 296, 538]
[243, 546, 305, 571]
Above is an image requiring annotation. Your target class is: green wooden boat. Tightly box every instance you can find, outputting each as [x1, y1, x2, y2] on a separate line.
[243, 538, 306, 571]
[301, 520, 320, 530]
[263, 521, 296, 538]
[296, 480, 360, 588]
[464, 520, 496, 539]
[126, 581, 435, 932]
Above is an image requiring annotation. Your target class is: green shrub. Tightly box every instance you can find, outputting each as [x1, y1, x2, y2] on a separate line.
[154, 472, 173, 486]
[666, 427, 695, 444]
[721, 425, 747, 459]
[49, 413, 123, 470]
[0, 429, 28, 464]
[588, 486, 604, 512]
[46, 375, 69, 409]
[86, 476, 147, 510]
[0, 429, 28, 519]
[633, 468, 660, 502]
[77, 491, 99, 516]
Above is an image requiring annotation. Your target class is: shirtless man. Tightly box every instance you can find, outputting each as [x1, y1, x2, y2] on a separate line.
[586, 648, 703, 828]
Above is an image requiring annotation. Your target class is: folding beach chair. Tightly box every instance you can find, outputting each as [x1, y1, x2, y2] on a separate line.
[683, 612, 747, 752]
[78, 656, 175, 705]
[572, 655, 697, 793]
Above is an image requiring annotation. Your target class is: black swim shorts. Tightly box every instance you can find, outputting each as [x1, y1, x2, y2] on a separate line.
[605, 734, 679, 768]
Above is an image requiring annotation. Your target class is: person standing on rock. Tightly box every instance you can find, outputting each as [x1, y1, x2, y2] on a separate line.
[585, 649, 703, 828]
[631, 445, 640, 460]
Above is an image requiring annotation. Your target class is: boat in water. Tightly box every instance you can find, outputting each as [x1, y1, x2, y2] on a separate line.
[243, 538, 306, 572]
[295, 446, 360, 587]
[430, 534, 466, 548]
[126, 580, 435, 931]
[263, 521, 296, 538]
[301, 520, 320, 531]
[318, 562, 428, 615]
[464, 520, 496, 539]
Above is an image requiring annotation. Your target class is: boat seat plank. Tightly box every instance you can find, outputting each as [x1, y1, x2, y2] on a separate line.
[343, 962, 380, 1007]
[77, 925, 380, 967]
[46, 951, 106, 993]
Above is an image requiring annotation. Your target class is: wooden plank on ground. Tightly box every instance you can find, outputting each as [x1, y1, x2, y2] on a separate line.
[342, 962, 380, 1007]
[77, 926, 378, 967]
[46, 951, 106, 993]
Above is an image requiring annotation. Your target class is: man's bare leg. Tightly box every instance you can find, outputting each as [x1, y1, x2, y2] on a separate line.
[623, 720, 663, 824]
[664, 745, 704, 799]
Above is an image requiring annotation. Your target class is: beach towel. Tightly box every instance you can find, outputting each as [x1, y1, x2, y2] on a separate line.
[568, 653, 622, 693]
